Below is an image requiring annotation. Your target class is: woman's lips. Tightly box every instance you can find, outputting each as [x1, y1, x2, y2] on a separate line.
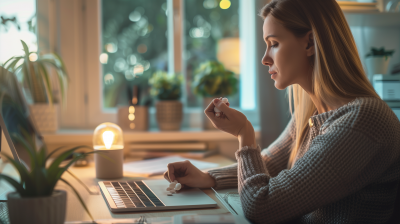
[271, 72, 277, 79]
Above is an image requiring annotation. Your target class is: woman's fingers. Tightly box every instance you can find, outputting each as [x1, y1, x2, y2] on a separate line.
[166, 163, 176, 182]
[213, 99, 231, 116]
[166, 160, 191, 183]
[163, 171, 170, 182]
[205, 98, 231, 120]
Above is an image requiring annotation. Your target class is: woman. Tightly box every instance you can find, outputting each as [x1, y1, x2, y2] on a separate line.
[164, 0, 400, 223]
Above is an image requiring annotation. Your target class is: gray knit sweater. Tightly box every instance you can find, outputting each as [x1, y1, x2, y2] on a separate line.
[208, 97, 400, 224]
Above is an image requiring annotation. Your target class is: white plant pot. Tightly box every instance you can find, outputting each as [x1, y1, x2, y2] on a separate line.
[365, 56, 391, 79]
[156, 101, 183, 131]
[7, 190, 67, 224]
[29, 103, 59, 134]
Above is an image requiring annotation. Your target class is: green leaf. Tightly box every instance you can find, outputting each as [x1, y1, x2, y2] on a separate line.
[53, 151, 106, 182]
[3, 56, 16, 67]
[66, 170, 92, 194]
[0, 153, 32, 191]
[20, 40, 30, 56]
[48, 146, 91, 174]
[39, 57, 69, 103]
[45, 146, 66, 162]
[38, 62, 53, 104]
[5, 58, 21, 72]
[37, 146, 47, 168]
[60, 178, 94, 221]
[0, 174, 25, 195]
[11, 133, 36, 169]
[53, 52, 69, 80]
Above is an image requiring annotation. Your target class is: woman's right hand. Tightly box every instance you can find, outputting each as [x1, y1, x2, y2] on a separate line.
[163, 160, 216, 189]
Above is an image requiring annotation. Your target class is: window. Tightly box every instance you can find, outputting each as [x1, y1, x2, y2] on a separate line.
[99, 0, 257, 112]
[45, 0, 259, 129]
[101, 0, 168, 109]
[0, 0, 37, 65]
[184, 0, 240, 107]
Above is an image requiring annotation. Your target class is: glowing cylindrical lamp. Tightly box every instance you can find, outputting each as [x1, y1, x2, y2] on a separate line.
[93, 122, 124, 179]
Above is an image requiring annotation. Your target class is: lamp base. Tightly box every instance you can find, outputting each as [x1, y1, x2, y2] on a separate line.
[95, 148, 123, 179]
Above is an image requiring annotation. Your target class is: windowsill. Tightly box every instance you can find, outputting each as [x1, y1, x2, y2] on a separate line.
[42, 127, 261, 144]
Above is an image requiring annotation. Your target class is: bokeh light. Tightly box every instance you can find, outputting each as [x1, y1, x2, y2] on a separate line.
[104, 73, 114, 85]
[99, 53, 108, 64]
[29, 53, 38, 62]
[220, 0, 231, 9]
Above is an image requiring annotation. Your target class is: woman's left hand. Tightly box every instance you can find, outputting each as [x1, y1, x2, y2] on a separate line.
[204, 98, 252, 137]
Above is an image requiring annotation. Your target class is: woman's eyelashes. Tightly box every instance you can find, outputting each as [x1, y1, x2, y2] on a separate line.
[266, 42, 278, 48]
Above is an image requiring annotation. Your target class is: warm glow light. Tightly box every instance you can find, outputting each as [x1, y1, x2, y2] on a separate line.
[217, 38, 240, 74]
[93, 122, 123, 150]
[128, 114, 135, 121]
[220, 0, 231, 9]
[105, 43, 118, 53]
[130, 123, 136, 129]
[104, 73, 114, 85]
[129, 106, 135, 114]
[29, 53, 38, 62]
[133, 64, 144, 76]
[99, 53, 108, 64]
[102, 131, 115, 149]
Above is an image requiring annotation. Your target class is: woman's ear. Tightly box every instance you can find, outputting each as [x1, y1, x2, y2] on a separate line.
[305, 31, 315, 57]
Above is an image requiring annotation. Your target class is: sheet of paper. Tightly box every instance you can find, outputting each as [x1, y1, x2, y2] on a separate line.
[123, 156, 219, 176]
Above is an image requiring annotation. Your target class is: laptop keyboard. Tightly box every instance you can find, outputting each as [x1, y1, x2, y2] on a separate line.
[103, 181, 165, 208]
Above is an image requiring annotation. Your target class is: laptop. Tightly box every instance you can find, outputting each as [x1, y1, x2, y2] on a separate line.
[98, 179, 217, 212]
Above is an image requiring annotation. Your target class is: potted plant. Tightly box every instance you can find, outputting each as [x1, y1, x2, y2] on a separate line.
[192, 61, 238, 129]
[3, 40, 68, 134]
[365, 47, 395, 79]
[0, 130, 95, 224]
[149, 71, 183, 131]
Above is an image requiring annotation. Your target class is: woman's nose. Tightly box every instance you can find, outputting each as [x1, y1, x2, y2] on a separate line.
[262, 50, 273, 66]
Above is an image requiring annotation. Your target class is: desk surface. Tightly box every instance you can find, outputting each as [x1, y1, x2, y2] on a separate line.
[58, 155, 235, 222]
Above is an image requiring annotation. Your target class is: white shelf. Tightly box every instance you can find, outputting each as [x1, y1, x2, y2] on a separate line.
[339, 1, 379, 13]
[337, 1, 400, 27]
[344, 12, 400, 27]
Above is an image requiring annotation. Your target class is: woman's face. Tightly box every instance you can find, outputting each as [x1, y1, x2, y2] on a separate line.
[262, 15, 315, 91]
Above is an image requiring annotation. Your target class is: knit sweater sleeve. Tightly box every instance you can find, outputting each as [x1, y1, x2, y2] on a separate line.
[207, 118, 295, 189]
[236, 127, 389, 224]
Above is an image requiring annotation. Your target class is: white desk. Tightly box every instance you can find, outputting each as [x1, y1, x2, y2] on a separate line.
[57, 155, 235, 222]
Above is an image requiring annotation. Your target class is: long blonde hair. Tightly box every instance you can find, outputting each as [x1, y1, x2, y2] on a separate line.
[259, 0, 380, 168]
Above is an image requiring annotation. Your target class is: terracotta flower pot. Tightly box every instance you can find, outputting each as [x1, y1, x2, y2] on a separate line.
[7, 190, 67, 224]
[156, 101, 183, 131]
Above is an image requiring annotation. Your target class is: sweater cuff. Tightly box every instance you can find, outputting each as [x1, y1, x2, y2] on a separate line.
[235, 144, 268, 179]
[207, 164, 238, 190]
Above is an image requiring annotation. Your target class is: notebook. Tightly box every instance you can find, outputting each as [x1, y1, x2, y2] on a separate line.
[123, 156, 219, 177]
